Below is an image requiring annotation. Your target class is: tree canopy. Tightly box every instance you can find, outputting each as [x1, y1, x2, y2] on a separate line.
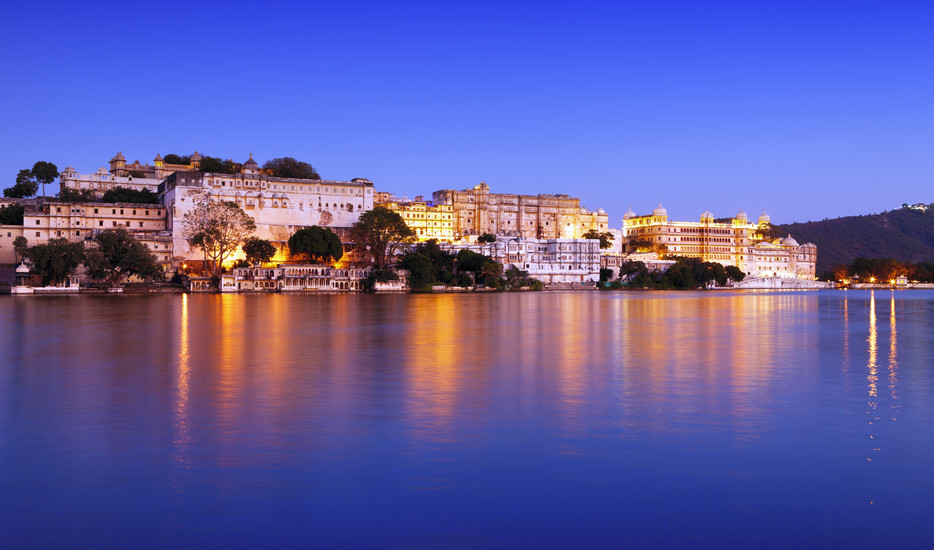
[163, 154, 192, 165]
[583, 229, 614, 249]
[242, 237, 277, 266]
[32, 161, 58, 197]
[288, 226, 343, 263]
[54, 188, 95, 202]
[0, 203, 24, 225]
[21, 237, 85, 286]
[84, 228, 162, 287]
[262, 157, 320, 180]
[4, 169, 39, 198]
[350, 206, 416, 269]
[101, 187, 159, 204]
[197, 156, 240, 174]
[182, 200, 256, 276]
[477, 233, 497, 243]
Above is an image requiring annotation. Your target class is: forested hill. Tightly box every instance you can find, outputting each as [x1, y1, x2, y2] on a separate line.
[771, 204, 934, 274]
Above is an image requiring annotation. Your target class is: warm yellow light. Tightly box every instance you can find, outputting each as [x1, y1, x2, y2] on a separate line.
[869, 277, 875, 283]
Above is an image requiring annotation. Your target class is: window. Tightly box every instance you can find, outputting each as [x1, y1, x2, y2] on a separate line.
[113, 222, 117, 227]
[120, 209, 124, 215]
[139, 222, 144, 228]
[99, 221, 103, 226]
[113, 209, 116, 214]
[36, 232, 40, 237]
[76, 231, 80, 236]
[56, 207, 61, 213]
[133, 210, 137, 215]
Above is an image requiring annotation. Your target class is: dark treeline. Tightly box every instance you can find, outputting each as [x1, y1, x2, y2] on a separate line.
[398, 240, 542, 292]
[830, 257, 934, 283]
[603, 257, 745, 290]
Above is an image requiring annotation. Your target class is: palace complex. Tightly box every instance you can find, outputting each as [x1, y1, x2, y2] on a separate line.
[2, 151, 822, 289]
[431, 182, 609, 240]
[620, 204, 817, 279]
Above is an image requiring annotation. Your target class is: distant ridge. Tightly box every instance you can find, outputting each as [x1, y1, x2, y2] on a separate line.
[771, 204, 934, 274]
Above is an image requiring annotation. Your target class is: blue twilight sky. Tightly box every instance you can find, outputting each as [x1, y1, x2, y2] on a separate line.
[1, 1, 932, 225]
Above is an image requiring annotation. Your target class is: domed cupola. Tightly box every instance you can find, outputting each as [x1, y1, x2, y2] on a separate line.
[735, 208, 747, 221]
[623, 206, 636, 220]
[758, 210, 771, 224]
[700, 210, 714, 221]
[652, 203, 668, 217]
[782, 235, 799, 246]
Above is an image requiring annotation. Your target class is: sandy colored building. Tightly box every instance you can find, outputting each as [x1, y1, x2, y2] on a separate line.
[440, 237, 601, 284]
[59, 152, 202, 196]
[431, 182, 609, 240]
[622, 204, 817, 279]
[376, 196, 456, 242]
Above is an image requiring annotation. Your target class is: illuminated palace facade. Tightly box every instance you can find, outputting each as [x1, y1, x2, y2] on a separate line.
[431, 183, 609, 240]
[160, 155, 374, 262]
[623, 204, 817, 279]
[376, 196, 456, 242]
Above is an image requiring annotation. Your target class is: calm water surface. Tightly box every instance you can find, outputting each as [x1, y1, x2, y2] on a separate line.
[2, 290, 934, 548]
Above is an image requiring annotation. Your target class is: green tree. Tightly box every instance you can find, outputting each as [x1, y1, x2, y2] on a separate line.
[288, 226, 343, 263]
[55, 188, 95, 202]
[22, 237, 85, 286]
[197, 156, 240, 174]
[13, 236, 28, 264]
[583, 229, 614, 249]
[163, 154, 192, 165]
[242, 237, 277, 266]
[262, 157, 320, 180]
[477, 232, 497, 243]
[32, 161, 58, 198]
[182, 200, 257, 276]
[0, 203, 25, 225]
[84, 228, 162, 288]
[401, 253, 435, 291]
[101, 187, 159, 204]
[350, 206, 416, 269]
[725, 265, 746, 282]
[4, 169, 39, 198]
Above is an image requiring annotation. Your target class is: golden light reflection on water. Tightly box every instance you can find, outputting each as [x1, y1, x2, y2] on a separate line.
[864, 290, 900, 465]
[173, 293, 191, 491]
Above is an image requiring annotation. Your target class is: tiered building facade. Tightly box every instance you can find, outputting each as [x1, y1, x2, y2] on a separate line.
[621, 204, 817, 279]
[431, 183, 609, 240]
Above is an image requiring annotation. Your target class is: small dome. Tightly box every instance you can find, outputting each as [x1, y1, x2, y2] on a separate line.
[623, 206, 636, 219]
[596, 207, 606, 215]
[154, 154, 163, 162]
[16, 263, 30, 274]
[63, 165, 76, 173]
[782, 234, 799, 246]
[96, 167, 108, 175]
[700, 210, 714, 220]
[244, 153, 258, 167]
[758, 210, 771, 224]
[191, 151, 202, 162]
[652, 203, 667, 217]
[111, 151, 125, 161]
[735, 208, 747, 220]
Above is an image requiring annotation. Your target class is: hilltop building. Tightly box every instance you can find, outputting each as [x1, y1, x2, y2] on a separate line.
[621, 204, 817, 279]
[160, 156, 374, 263]
[431, 183, 608, 240]
[59, 152, 202, 196]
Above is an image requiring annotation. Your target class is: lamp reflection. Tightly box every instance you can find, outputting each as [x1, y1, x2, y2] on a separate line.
[173, 293, 192, 492]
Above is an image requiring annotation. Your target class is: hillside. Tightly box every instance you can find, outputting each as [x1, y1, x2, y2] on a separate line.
[772, 204, 934, 274]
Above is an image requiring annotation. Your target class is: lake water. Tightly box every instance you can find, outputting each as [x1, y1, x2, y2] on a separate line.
[2, 290, 934, 548]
